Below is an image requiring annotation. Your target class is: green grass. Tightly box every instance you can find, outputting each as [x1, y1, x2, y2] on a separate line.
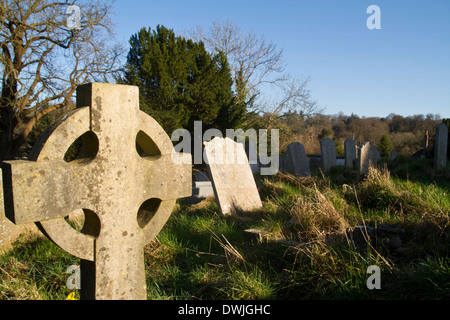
[1, 159, 449, 300]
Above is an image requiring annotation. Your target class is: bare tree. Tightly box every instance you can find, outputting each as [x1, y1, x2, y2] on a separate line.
[0, 0, 124, 160]
[191, 19, 322, 123]
[263, 75, 322, 130]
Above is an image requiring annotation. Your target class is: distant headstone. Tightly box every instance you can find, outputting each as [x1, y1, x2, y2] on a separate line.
[358, 142, 380, 175]
[204, 137, 262, 215]
[389, 150, 398, 161]
[434, 123, 448, 171]
[1, 83, 191, 300]
[320, 138, 336, 172]
[284, 142, 311, 177]
[344, 138, 357, 168]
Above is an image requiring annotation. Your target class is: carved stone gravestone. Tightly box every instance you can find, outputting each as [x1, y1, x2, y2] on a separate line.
[434, 123, 448, 171]
[0, 171, 38, 252]
[284, 142, 311, 177]
[357, 142, 380, 175]
[320, 138, 336, 172]
[1, 83, 191, 300]
[344, 138, 357, 168]
[204, 137, 262, 215]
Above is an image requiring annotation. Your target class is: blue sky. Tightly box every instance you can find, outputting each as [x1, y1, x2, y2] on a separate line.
[111, 0, 450, 118]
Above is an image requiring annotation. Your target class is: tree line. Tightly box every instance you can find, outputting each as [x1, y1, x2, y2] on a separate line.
[264, 111, 445, 157]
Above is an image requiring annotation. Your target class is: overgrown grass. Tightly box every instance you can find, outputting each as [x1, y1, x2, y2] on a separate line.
[1, 159, 449, 300]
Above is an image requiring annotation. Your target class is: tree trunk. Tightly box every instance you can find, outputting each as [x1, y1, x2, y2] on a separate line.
[0, 106, 18, 161]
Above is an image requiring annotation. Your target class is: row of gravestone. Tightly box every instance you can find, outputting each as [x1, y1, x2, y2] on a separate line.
[274, 138, 381, 177]
[0, 83, 448, 299]
[253, 122, 449, 179]
[190, 122, 449, 208]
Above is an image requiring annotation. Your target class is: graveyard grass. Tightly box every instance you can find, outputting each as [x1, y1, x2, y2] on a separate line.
[1, 156, 449, 300]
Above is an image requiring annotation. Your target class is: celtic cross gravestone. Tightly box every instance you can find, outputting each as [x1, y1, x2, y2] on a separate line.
[1, 83, 191, 300]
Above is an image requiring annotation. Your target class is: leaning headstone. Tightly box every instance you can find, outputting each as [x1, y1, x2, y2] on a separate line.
[320, 138, 336, 172]
[204, 137, 262, 215]
[344, 138, 357, 168]
[434, 123, 448, 171]
[357, 142, 380, 175]
[1, 83, 191, 300]
[284, 142, 311, 177]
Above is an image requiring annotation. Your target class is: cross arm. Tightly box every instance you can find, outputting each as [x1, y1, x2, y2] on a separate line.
[2, 160, 90, 225]
[137, 153, 192, 203]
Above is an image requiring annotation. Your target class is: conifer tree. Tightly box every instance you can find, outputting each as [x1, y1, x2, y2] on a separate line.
[119, 25, 245, 135]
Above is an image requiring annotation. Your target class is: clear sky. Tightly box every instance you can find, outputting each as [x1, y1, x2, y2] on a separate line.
[111, 0, 450, 118]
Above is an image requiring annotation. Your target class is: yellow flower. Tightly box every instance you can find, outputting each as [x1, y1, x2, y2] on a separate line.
[66, 292, 79, 300]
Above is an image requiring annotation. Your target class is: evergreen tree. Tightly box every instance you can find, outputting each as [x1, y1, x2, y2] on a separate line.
[379, 134, 393, 158]
[119, 25, 245, 135]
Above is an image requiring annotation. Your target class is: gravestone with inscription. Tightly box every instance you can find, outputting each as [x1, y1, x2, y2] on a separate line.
[1, 83, 191, 300]
[204, 137, 262, 215]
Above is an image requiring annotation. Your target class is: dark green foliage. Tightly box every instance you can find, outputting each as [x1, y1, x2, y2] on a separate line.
[378, 134, 393, 159]
[119, 25, 245, 135]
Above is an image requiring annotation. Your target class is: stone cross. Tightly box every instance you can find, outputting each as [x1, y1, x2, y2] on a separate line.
[1, 83, 191, 300]
[434, 123, 448, 171]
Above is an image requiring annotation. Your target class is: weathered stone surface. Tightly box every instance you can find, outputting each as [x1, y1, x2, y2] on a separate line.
[284, 142, 310, 177]
[434, 123, 448, 171]
[204, 137, 262, 215]
[357, 142, 380, 175]
[2, 83, 191, 300]
[0, 169, 38, 253]
[320, 138, 336, 172]
[344, 138, 357, 168]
